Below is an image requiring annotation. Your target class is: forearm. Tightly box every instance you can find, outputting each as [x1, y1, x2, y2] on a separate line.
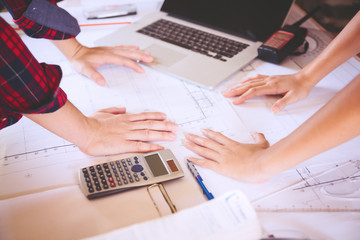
[299, 11, 360, 86]
[51, 38, 84, 60]
[261, 74, 360, 177]
[23, 100, 95, 150]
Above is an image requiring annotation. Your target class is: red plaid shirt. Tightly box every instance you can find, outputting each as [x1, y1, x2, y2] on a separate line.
[0, 0, 79, 129]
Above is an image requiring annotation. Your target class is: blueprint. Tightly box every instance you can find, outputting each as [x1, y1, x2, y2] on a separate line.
[1, 9, 360, 215]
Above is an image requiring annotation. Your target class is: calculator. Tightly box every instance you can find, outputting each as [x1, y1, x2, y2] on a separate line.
[78, 149, 184, 199]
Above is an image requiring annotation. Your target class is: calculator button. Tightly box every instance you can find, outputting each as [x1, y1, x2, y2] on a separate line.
[96, 185, 102, 191]
[87, 182, 92, 188]
[82, 168, 88, 173]
[88, 187, 94, 193]
[140, 172, 145, 176]
[135, 177, 140, 182]
[89, 166, 95, 172]
[101, 179, 107, 184]
[110, 182, 116, 188]
[103, 184, 109, 189]
[108, 177, 114, 182]
[106, 172, 112, 177]
[124, 180, 128, 184]
[131, 165, 144, 173]
[143, 176, 148, 180]
[129, 179, 134, 183]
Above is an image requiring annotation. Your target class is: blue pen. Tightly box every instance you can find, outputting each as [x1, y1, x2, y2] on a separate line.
[187, 161, 214, 200]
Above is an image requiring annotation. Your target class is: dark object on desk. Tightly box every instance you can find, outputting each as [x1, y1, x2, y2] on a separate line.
[258, 6, 320, 64]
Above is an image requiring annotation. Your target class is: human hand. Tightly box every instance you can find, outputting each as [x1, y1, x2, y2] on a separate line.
[183, 129, 270, 183]
[223, 73, 315, 113]
[80, 107, 178, 156]
[70, 45, 154, 85]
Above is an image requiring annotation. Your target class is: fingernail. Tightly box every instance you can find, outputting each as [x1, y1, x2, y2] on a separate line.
[272, 106, 280, 114]
[171, 123, 179, 131]
[201, 129, 208, 134]
[169, 133, 177, 140]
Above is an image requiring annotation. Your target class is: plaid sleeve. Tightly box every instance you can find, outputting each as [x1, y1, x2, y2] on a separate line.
[0, 0, 80, 40]
[0, 17, 67, 130]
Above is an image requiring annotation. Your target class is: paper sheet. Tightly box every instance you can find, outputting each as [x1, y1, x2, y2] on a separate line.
[1, 4, 360, 239]
[85, 190, 262, 240]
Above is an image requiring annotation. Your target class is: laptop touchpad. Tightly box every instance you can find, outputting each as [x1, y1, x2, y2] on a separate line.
[144, 44, 186, 67]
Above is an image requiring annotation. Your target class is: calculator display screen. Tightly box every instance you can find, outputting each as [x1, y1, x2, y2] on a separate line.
[144, 154, 168, 177]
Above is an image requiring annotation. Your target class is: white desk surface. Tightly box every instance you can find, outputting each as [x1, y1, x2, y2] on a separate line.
[1, 1, 359, 239]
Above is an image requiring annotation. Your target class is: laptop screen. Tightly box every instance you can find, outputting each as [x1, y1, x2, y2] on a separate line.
[161, 0, 294, 42]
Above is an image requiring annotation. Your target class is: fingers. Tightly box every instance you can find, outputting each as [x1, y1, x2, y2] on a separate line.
[201, 129, 234, 145]
[252, 132, 269, 148]
[241, 74, 268, 83]
[118, 141, 165, 154]
[184, 132, 223, 149]
[232, 84, 281, 105]
[126, 129, 177, 141]
[187, 157, 219, 172]
[182, 138, 219, 160]
[80, 63, 106, 86]
[130, 142, 164, 153]
[125, 112, 168, 122]
[131, 120, 178, 132]
[107, 47, 154, 73]
[271, 91, 301, 113]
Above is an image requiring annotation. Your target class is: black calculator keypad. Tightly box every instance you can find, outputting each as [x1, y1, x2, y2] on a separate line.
[82, 157, 148, 195]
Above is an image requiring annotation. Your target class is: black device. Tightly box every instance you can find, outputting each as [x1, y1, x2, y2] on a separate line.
[258, 7, 320, 64]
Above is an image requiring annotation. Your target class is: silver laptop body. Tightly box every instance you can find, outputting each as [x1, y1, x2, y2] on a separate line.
[96, 0, 293, 88]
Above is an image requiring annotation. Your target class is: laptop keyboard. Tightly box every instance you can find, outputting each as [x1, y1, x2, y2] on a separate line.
[137, 19, 249, 62]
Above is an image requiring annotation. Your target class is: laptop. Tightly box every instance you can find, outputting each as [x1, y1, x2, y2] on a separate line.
[96, 0, 294, 88]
